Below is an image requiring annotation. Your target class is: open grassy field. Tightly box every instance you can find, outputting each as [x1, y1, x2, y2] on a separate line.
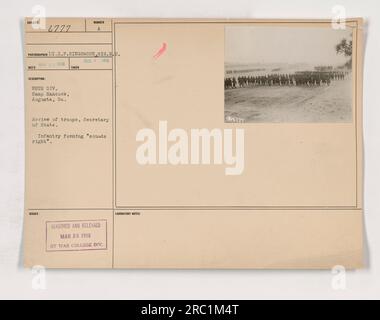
[224, 77, 352, 123]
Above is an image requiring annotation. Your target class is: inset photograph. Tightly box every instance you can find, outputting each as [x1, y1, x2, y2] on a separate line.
[224, 26, 353, 123]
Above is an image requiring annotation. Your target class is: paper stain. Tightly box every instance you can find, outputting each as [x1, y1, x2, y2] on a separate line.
[153, 42, 167, 59]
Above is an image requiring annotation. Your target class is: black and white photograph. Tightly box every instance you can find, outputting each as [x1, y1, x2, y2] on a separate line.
[225, 26, 354, 123]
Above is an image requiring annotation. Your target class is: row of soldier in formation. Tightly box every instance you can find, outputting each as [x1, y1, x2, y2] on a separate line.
[224, 71, 348, 89]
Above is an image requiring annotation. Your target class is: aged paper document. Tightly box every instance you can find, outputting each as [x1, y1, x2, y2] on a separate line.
[24, 18, 364, 269]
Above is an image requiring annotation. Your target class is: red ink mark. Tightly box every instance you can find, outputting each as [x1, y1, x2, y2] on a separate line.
[153, 42, 167, 59]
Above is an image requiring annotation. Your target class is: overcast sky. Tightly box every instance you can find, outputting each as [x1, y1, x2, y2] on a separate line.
[225, 26, 353, 66]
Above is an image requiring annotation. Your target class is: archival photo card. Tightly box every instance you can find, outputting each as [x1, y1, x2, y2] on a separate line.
[224, 26, 354, 123]
[23, 18, 363, 269]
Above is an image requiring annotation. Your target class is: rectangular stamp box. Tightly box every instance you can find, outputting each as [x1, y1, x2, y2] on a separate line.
[46, 219, 108, 252]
